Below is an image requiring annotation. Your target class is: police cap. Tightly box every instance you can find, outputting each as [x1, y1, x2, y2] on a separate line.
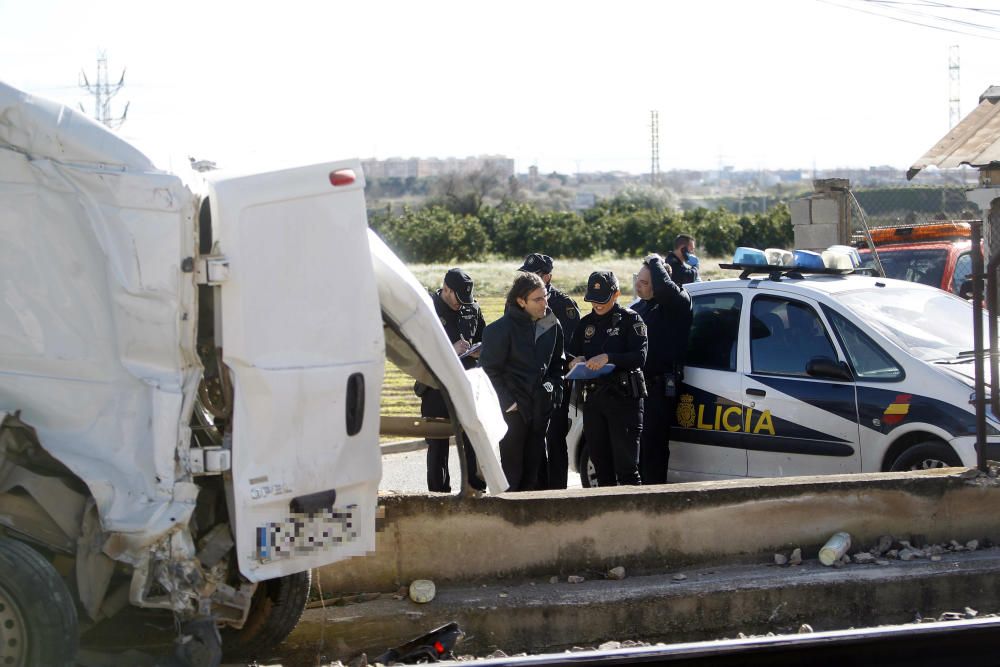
[517, 253, 554, 275]
[584, 270, 619, 304]
[444, 268, 475, 304]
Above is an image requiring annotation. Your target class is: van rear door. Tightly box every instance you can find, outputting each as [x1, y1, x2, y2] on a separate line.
[207, 161, 383, 582]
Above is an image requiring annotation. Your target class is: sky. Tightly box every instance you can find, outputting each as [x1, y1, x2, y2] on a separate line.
[2, 0, 1000, 175]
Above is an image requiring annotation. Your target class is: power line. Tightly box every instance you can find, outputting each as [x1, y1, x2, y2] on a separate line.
[863, 0, 1000, 16]
[816, 0, 1000, 39]
[863, 0, 1000, 32]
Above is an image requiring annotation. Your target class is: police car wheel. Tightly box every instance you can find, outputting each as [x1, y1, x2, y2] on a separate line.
[889, 441, 962, 472]
[579, 442, 598, 488]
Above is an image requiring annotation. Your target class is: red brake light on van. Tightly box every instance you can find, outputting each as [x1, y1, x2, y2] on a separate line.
[329, 169, 356, 186]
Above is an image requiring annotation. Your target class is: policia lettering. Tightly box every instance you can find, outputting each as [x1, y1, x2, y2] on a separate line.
[675, 394, 775, 435]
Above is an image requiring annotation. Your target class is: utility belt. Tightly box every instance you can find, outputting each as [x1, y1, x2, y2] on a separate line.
[585, 368, 647, 400]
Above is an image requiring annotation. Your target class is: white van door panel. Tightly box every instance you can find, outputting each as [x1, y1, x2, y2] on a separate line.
[211, 161, 383, 581]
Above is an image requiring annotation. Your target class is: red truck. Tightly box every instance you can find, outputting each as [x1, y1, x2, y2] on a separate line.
[856, 221, 975, 298]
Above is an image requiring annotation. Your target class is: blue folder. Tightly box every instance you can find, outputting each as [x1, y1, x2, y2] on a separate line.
[566, 363, 616, 381]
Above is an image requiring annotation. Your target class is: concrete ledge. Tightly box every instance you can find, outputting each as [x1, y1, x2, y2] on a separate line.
[323, 469, 1000, 594]
[379, 438, 429, 455]
[290, 550, 1000, 661]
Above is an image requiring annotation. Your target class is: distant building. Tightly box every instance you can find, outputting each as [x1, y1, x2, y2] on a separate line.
[572, 192, 597, 210]
[361, 155, 514, 180]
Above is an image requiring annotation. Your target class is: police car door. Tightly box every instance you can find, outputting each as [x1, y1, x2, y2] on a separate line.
[668, 289, 749, 481]
[741, 292, 861, 477]
[208, 161, 384, 582]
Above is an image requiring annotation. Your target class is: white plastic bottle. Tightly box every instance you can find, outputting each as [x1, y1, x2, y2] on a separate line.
[819, 532, 852, 566]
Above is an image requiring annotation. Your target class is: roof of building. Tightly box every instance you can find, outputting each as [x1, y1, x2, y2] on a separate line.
[907, 86, 1000, 180]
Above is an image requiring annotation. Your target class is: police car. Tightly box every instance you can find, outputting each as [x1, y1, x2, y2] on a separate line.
[567, 247, 996, 486]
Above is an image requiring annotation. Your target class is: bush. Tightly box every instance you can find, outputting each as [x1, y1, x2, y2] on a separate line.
[371, 200, 791, 262]
[688, 208, 742, 256]
[375, 206, 489, 262]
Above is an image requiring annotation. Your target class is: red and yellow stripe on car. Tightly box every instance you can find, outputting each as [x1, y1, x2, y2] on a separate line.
[882, 394, 912, 425]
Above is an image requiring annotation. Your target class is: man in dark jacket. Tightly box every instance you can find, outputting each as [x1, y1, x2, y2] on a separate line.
[632, 254, 693, 484]
[480, 272, 564, 491]
[517, 252, 580, 489]
[416, 268, 487, 492]
[665, 234, 699, 286]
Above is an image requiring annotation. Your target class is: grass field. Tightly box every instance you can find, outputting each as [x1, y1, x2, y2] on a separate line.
[379, 254, 726, 429]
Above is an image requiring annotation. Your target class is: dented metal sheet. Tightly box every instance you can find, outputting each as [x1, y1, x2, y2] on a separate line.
[0, 82, 201, 558]
[908, 86, 1000, 180]
[368, 231, 508, 493]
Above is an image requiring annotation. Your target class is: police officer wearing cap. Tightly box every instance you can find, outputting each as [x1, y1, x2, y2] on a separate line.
[415, 268, 487, 493]
[567, 271, 647, 486]
[517, 252, 581, 489]
[633, 254, 693, 484]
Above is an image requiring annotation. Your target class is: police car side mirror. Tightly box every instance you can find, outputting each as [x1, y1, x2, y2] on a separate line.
[806, 356, 853, 381]
[959, 278, 974, 301]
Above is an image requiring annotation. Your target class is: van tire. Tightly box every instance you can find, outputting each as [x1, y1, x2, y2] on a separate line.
[0, 536, 79, 667]
[889, 441, 962, 471]
[222, 570, 311, 660]
[579, 440, 598, 488]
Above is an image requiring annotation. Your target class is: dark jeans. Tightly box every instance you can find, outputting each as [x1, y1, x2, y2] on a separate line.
[583, 389, 643, 486]
[499, 407, 548, 492]
[541, 384, 570, 489]
[639, 382, 674, 485]
[421, 387, 486, 493]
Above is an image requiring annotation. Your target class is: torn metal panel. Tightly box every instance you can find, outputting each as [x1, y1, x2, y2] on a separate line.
[908, 86, 1000, 180]
[368, 230, 508, 493]
[0, 80, 201, 610]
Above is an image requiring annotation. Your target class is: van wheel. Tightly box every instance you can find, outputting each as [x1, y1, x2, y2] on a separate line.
[0, 537, 79, 667]
[890, 441, 962, 471]
[222, 570, 311, 660]
[579, 441, 598, 488]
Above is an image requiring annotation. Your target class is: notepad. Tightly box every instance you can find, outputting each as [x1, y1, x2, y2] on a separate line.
[566, 363, 615, 381]
[458, 342, 483, 359]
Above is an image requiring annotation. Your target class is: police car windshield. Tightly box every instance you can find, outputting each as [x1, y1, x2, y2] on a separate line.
[835, 288, 982, 362]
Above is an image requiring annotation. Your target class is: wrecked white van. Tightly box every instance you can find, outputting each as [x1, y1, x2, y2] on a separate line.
[0, 81, 506, 666]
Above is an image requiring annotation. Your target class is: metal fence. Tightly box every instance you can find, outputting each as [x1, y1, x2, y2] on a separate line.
[850, 186, 979, 230]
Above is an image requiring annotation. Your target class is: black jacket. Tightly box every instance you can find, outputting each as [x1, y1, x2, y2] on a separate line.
[665, 252, 698, 286]
[480, 305, 564, 414]
[567, 303, 647, 380]
[546, 283, 581, 346]
[632, 257, 693, 374]
[432, 290, 486, 370]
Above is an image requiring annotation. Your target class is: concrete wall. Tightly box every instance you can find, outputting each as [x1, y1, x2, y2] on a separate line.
[319, 470, 1000, 594]
[791, 178, 851, 250]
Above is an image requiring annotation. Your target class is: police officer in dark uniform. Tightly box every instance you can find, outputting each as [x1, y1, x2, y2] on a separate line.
[415, 268, 487, 492]
[567, 271, 647, 486]
[665, 234, 699, 286]
[632, 254, 693, 484]
[517, 253, 581, 489]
